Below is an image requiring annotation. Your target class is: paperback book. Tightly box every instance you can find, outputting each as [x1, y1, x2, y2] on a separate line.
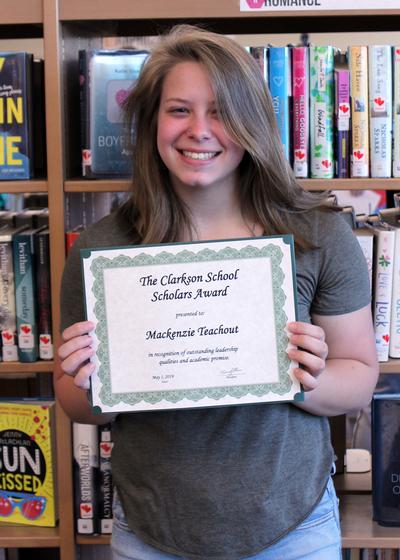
[268, 46, 292, 161]
[0, 400, 57, 527]
[292, 46, 309, 178]
[348, 46, 369, 178]
[0, 52, 34, 180]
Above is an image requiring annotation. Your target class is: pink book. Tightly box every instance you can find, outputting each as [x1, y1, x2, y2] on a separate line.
[292, 46, 309, 178]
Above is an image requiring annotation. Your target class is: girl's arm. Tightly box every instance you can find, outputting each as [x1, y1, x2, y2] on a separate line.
[289, 304, 379, 416]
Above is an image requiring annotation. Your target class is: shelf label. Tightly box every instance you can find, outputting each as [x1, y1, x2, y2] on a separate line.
[240, 0, 399, 11]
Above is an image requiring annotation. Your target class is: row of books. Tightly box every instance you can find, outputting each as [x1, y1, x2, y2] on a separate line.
[73, 423, 113, 535]
[0, 208, 52, 362]
[0, 52, 46, 180]
[352, 206, 400, 362]
[247, 44, 400, 179]
[344, 550, 400, 559]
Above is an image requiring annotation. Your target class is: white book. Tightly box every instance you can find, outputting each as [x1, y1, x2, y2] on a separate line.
[379, 209, 400, 358]
[368, 45, 392, 178]
[369, 222, 396, 362]
[355, 227, 374, 296]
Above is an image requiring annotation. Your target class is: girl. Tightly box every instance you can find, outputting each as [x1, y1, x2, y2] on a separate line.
[57, 25, 378, 560]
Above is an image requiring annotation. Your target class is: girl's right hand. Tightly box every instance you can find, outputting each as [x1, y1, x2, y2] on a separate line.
[58, 320, 95, 390]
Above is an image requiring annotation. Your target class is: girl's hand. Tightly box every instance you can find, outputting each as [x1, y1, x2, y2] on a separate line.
[286, 321, 328, 391]
[58, 320, 95, 390]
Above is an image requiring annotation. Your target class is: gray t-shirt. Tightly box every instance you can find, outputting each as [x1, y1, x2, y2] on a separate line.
[60, 206, 371, 560]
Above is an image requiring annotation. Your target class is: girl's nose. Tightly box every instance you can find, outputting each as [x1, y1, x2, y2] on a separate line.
[187, 116, 211, 141]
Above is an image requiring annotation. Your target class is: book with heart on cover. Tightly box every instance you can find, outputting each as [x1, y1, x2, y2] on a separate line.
[81, 236, 302, 414]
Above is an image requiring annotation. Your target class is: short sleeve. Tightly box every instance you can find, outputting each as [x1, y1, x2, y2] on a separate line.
[310, 211, 371, 316]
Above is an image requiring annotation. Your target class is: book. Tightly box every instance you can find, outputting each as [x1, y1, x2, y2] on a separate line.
[98, 424, 113, 534]
[369, 222, 396, 362]
[393, 47, 400, 178]
[249, 46, 268, 84]
[64, 192, 113, 232]
[354, 227, 374, 296]
[368, 45, 392, 178]
[268, 46, 291, 161]
[348, 46, 369, 178]
[34, 228, 53, 360]
[65, 227, 84, 255]
[334, 68, 350, 178]
[309, 45, 335, 179]
[0, 400, 57, 527]
[73, 423, 99, 534]
[379, 208, 400, 358]
[292, 46, 309, 178]
[0, 225, 27, 361]
[0, 52, 34, 180]
[13, 227, 42, 362]
[80, 49, 148, 178]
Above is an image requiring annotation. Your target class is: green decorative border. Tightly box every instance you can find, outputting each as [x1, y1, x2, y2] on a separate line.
[87, 243, 296, 408]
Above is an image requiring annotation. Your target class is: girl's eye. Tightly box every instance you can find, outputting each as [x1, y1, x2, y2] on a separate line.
[168, 107, 189, 114]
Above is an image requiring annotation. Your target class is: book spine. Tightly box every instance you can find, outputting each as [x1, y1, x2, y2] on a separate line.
[73, 423, 100, 534]
[309, 45, 334, 178]
[249, 46, 268, 83]
[0, 237, 18, 361]
[369, 45, 392, 178]
[79, 50, 92, 178]
[355, 231, 374, 296]
[13, 231, 38, 362]
[372, 228, 395, 362]
[268, 46, 291, 161]
[34, 230, 53, 360]
[98, 424, 113, 534]
[0, 52, 33, 180]
[334, 69, 350, 178]
[65, 229, 82, 255]
[292, 46, 309, 178]
[349, 46, 370, 177]
[389, 228, 400, 357]
[393, 46, 400, 177]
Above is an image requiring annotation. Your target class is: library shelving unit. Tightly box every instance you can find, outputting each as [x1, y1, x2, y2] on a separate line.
[1, 1, 400, 558]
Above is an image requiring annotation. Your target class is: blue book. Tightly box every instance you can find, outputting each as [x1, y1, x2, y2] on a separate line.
[0, 52, 34, 180]
[80, 49, 148, 178]
[268, 46, 292, 161]
[13, 227, 43, 362]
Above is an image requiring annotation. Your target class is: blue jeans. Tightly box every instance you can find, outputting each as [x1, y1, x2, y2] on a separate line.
[111, 477, 341, 560]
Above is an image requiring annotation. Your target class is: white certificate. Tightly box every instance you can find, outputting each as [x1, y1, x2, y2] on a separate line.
[81, 236, 302, 413]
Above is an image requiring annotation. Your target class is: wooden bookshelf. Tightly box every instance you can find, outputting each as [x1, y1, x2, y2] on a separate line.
[0, 524, 59, 548]
[0, 361, 54, 373]
[1, 0, 43, 25]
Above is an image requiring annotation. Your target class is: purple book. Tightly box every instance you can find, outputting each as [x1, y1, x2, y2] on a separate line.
[334, 69, 350, 178]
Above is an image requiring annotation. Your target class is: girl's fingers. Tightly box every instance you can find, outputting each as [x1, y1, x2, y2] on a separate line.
[60, 346, 95, 375]
[288, 334, 328, 362]
[287, 347, 325, 375]
[74, 362, 96, 390]
[58, 334, 93, 361]
[293, 368, 319, 391]
[62, 321, 94, 343]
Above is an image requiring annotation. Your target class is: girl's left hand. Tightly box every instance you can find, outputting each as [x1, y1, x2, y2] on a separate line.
[286, 321, 329, 391]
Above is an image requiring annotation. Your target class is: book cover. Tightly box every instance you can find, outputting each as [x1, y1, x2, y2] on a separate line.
[0, 52, 34, 180]
[393, 46, 400, 178]
[268, 46, 292, 161]
[98, 424, 113, 534]
[249, 46, 268, 84]
[0, 226, 27, 361]
[73, 422, 99, 534]
[292, 46, 309, 178]
[0, 400, 57, 527]
[334, 68, 350, 178]
[309, 45, 334, 179]
[80, 49, 148, 178]
[368, 46, 392, 178]
[369, 223, 396, 362]
[348, 46, 369, 178]
[64, 192, 113, 232]
[34, 228, 53, 360]
[13, 227, 42, 362]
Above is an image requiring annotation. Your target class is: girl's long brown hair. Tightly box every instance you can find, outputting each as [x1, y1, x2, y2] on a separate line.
[121, 24, 331, 248]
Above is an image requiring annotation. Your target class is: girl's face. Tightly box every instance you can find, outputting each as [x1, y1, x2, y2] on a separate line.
[157, 61, 245, 197]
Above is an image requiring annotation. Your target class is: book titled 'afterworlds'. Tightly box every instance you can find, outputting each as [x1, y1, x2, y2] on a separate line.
[0, 400, 57, 527]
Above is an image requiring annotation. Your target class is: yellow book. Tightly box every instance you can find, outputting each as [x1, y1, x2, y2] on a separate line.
[0, 400, 57, 527]
[348, 46, 369, 177]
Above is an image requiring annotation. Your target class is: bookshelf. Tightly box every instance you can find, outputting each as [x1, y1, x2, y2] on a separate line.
[1, 1, 400, 559]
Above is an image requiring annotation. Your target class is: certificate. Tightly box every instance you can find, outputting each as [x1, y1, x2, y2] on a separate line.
[81, 236, 302, 413]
